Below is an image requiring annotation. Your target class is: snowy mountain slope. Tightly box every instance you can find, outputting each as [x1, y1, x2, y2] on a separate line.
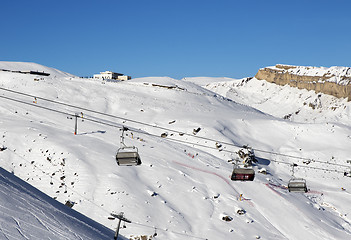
[1, 62, 351, 239]
[196, 77, 351, 125]
[0, 61, 76, 79]
[0, 166, 120, 239]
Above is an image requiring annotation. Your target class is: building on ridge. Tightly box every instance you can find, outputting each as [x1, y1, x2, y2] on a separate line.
[93, 71, 131, 81]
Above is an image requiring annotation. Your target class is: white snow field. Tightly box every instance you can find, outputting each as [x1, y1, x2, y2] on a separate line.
[0, 166, 118, 239]
[1, 62, 351, 240]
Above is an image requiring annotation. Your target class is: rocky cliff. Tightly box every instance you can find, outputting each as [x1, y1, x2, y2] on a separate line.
[255, 64, 351, 101]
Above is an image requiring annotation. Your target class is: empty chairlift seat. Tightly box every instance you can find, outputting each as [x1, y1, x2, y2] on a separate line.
[288, 178, 307, 193]
[116, 147, 141, 166]
[231, 168, 255, 181]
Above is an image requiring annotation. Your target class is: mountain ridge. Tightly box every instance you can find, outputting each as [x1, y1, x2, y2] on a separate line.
[255, 64, 351, 100]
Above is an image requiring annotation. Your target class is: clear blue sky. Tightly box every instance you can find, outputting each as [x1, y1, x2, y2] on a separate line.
[1, 0, 350, 79]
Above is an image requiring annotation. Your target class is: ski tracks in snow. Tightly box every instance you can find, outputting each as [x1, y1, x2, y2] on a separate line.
[12, 217, 29, 240]
[29, 211, 70, 238]
[0, 222, 11, 240]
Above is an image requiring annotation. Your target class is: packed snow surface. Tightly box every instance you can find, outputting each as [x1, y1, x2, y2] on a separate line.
[1, 61, 351, 240]
[0, 167, 116, 239]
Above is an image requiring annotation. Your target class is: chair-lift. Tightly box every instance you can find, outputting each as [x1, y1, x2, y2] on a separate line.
[116, 127, 141, 166]
[288, 163, 308, 193]
[230, 159, 255, 181]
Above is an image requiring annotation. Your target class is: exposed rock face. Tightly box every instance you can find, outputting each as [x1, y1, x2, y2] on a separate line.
[255, 64, 351, 101]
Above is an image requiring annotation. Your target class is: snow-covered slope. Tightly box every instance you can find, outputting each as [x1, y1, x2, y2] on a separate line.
[1, 62, 351, 239]
[0, 166, 118, 239]
[198, 77, 351, 125]
[0, 61, 75, 79]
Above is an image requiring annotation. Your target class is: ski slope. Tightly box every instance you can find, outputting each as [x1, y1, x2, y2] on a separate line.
[1, 61, 351, 239]
[0, 166, 118, 239]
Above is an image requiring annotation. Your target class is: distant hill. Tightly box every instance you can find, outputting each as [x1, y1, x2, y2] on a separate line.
[0, 61, 76, 78]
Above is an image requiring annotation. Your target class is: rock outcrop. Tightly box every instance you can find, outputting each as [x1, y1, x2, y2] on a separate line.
[255, 64, 351, 101]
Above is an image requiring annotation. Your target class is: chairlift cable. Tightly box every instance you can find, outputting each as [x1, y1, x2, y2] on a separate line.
[293, 163, 345, 174]
[255, 149, 350, 168]
[268, 158, 346, 174]
[0, 95, 76, 117]
[2, 93, 350, 173]
[2, 93, 348, 175]
[0, 94, 236, 156]
[1, 90, 350, 170]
